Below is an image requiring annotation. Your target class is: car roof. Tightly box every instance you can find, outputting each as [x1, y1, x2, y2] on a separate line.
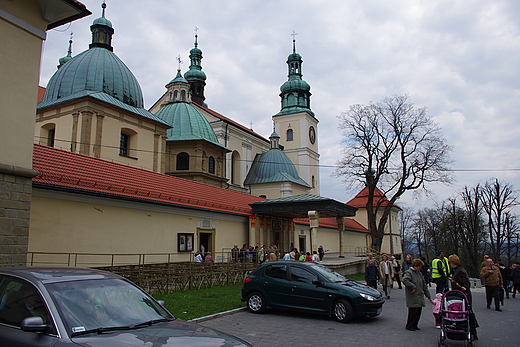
[0, 267, 122, 284]
[262, 261, 317, 267]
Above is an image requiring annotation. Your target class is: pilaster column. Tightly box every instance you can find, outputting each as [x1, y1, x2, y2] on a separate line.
[79, 110, 93, 155]
[337, 216, 345, 258]
[308, 210, 319, 252]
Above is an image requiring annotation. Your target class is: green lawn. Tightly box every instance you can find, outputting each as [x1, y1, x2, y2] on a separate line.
[152, 274, 364, 320]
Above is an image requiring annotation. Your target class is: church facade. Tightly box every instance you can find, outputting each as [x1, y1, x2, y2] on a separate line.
[27, 4, 399, 266]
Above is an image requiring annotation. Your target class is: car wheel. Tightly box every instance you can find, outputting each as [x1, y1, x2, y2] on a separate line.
[247, 292, 266, 313]
[333, 299, 353, 323]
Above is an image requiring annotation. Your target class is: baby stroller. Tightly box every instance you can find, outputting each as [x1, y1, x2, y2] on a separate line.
[438, 290, 473, 347]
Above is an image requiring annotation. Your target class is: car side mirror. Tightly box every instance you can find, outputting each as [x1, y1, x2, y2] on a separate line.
[21, 316, 49, 332]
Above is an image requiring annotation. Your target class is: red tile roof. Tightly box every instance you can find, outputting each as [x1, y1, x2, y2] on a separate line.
[194, 103, 269, 144]
[32, 144, 264, 216]
[294, 217, 368, 233]
[37, 86, 45, 103]
[346, 186, 401, 210]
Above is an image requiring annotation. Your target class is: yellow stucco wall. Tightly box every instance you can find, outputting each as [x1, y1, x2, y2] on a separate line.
[28, 191, 250, 267]
[35, 99, 168, 171]
[0, 0, 48, 169]
[294, 224, 368, 254]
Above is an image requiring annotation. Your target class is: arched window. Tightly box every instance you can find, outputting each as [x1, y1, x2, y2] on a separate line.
[180, 90, 186, 102]
[176, 152, 189, 170]
[286, 129, 293, 141]
[208, 156, 215, 174]
[231, 151, 241, 185]
[40, 123, 56, 147]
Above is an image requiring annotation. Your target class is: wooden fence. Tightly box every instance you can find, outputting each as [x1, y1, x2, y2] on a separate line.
[95, 262, 260, 293]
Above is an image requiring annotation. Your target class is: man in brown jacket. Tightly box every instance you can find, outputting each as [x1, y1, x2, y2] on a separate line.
[480, 258, 503, 311]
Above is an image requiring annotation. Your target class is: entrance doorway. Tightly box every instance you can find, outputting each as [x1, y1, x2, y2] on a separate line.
[299, 236, 306, 253]
[199, 232, 212, 253]
[273, 231, 280, 248]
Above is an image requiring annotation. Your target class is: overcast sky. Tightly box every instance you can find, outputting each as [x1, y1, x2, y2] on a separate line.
[39, 0, 520, 210]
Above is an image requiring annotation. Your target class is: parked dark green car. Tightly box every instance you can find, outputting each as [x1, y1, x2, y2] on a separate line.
[241, 261, 384, 323]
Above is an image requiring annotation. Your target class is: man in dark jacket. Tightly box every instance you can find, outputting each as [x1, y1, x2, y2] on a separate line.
[365, 259, 381, 290]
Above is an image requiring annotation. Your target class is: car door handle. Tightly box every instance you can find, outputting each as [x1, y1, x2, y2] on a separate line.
[291, 286, 296, 291]
[263, 281, 269, 286]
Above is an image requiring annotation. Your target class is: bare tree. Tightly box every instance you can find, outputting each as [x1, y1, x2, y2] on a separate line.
[481, 178, 518, 260]
[458, 185, 487, 275]
[399, 207, 415, 255]
[503, 212, 520, 264]
[335, 94, 453, 252]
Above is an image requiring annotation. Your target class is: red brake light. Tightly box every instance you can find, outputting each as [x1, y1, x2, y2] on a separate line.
[243, 277, 253, 284]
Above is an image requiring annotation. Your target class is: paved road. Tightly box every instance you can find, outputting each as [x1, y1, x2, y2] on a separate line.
[196, 285, 520, 347]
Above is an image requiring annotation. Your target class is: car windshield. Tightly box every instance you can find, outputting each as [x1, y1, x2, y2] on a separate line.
[309, 263, 348, 283]
[46, 278, 173, 336]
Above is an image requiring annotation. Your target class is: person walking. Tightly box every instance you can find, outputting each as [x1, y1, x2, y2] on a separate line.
[311, 251, 320, 263]
[431, 251, 450, 294]
[420, 256, 432, 287]
[391, 255, 402, 289]
[402, 258, 432, 331]
[497, 261, 510, 300]
[511, 263, 520, 298]
[449, 254, 479, 340]
[402, 254, 413, 274]
[318, 245, 325, 261]
[365, 259, 381, 290]
[480, 258, 503, 311]
[379, 254, 394, 299]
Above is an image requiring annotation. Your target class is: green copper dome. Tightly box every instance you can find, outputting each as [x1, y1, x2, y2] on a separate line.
[155, 103, 225, 149]
[42, 3, 143, 108]
[244, 148, 310, 187]
[42, 47, 144, 108]
[154, 68, 226, 149]
[92, 2, 112, 28]
[280, 78, 311, 93]
[244, 131, 310, 187]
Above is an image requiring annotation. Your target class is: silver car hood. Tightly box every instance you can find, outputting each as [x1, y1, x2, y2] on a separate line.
[70, 320, 250, 347]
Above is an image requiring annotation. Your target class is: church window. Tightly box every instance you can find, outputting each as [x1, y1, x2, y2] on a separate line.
[119, 133, 130, 156]
[41, 123, 56, 147]
[286, 129, 293, 141]
[47, 128, 55, 147]
[312, 175, 315, 188]
[180, 90, 186, 102]
[177, 152, 189, 170]
[231, 151, 241, 184]
[119, 128, 138, 158]
[208, 156, 215, 174]
[173, 90, 178, 101]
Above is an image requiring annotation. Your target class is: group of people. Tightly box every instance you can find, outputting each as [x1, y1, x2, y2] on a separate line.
[364, 253, 410, 299]
[229, 243, 327, 264]
[365, 250, 482, 339]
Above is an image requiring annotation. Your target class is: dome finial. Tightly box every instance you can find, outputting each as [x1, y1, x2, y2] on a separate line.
[101, 1, 107, 18]
[291, 30, 298, 53]
[57, 32, 74, 69]
[194, 26, 199, 48]
[176, 55, 183, 71]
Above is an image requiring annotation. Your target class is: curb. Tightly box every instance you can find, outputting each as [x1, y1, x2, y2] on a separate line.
[189, 307, 247, 323]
